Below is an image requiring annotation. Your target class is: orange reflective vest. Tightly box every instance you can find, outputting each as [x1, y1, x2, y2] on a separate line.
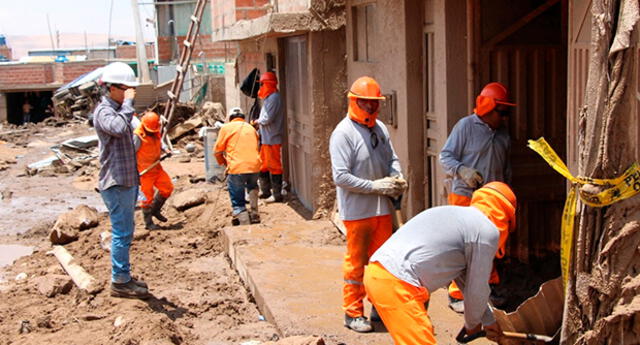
[134, 125, 162, 172]
[214, 118, 261, 174]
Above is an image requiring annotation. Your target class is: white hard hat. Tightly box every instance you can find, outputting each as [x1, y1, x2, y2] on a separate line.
[100, 62, 139, 87]
[229, 107, 243, 116]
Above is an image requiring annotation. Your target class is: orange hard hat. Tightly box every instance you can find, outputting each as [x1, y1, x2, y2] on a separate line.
[347, 76, 385, 128]
[470, 181, 517, 258]
[141, 112, 161, 133]
[260, 71, 277, 84]
[474, 82, 516, 116]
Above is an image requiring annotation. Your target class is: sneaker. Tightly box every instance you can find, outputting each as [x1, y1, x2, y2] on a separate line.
[111, 280, 150, 299]
[448, 295, 464, 314]
[370, 306, 381, 322]
[344, 315, 373, 333]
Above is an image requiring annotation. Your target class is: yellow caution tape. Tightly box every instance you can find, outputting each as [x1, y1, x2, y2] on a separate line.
[527, 138, 640, 288]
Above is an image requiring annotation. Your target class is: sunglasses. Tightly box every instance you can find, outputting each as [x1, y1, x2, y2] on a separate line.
[112, 84, 134, 91]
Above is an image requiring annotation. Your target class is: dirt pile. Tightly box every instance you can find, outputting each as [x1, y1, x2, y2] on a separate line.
[0, 176, 288, 345]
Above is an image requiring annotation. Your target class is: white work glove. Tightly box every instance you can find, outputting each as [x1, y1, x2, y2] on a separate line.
[371, 177, 398, 196]
[389, 176, 408, 199]
[458, 166, 483, 188]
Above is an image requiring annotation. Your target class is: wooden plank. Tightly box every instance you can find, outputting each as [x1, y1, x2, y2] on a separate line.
[51, 245, 101, 294]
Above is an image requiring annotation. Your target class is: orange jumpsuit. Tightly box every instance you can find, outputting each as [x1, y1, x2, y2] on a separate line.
[134, 126, 173, 208]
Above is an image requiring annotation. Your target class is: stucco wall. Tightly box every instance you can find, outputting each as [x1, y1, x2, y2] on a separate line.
[308, 28, 347, 216]
[346, 0, 426, 218]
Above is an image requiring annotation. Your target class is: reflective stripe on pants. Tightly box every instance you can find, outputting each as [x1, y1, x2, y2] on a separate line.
[342, 214, 392, 317]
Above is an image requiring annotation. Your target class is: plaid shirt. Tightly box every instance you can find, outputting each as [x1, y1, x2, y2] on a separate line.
[94, 96, 139, 191]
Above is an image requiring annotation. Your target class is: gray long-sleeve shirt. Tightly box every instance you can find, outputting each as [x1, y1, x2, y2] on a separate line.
[370, 205, 498, 329]
[93, 96, 139, 191]
[329, 116, 402, 220]
[439, 114, 511, 198]
[257, 92, 284, 145]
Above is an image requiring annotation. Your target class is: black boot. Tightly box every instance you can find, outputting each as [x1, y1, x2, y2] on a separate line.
[151, 194, 168, 222]
[270, 174, 283, 202]
[143, 208, 159, 230]
[258, 171, 272, 199]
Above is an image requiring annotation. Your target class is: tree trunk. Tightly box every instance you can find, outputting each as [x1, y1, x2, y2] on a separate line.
[562, 1, 640, 344]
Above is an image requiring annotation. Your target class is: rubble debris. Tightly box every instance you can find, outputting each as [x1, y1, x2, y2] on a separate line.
[172, 189, 207, 211]
[33, 274, 73, 298]
[36, 315, 54, 329]
[179, 156, 192, 163]
[51, 245, 101, 294]
[52, 68, 103, 120]
[27, 156, 60, 172]
[114, 316, 126, 328]
[99, 231, 112, 251]
[18, 320, 32, 334]
[261, 336, 325, 345]
[80, 314, 106, 321]
[185, 142, 196, 153]
[14, 273, 27, 281]
[49, 205, 99, 244]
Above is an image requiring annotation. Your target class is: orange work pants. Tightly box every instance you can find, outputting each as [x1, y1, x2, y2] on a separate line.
[259, 144, 283, 174]
[139, 166, 174, 209]
[342, 214, 392, 317]
[447, 193, 499, 300]
[364, 262, 435, 345]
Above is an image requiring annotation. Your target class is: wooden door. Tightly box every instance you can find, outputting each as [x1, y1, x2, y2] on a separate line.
[474, 0, 568, 261]
[283, 35, 314, 210]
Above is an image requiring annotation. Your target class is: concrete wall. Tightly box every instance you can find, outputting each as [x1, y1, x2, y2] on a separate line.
[0, 93, 7, 123]
[346, 0, 425, 218]
[211, 0, 270, 32]
[235, 37, 279, 113]
[308, 28, 347, 215]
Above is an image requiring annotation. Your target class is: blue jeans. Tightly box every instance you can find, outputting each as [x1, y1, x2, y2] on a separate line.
[100, 185, 138, 284]
[227, 173, 259, 215]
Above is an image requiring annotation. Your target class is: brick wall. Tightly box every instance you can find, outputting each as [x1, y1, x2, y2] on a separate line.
[0, 64, 54, 87]
[158, 34, 237, 63]
[211, 0, 273, 32]
[0, 46, 12, 61]
[60, 62, 107, 83]
[0, 61, 109, 89]
[115, 44, 155, 60]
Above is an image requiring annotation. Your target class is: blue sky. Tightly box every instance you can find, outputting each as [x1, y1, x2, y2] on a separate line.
[0, 0, 156, 40]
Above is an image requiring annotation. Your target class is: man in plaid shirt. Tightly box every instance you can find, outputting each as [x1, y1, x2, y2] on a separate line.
[93, 62, 149, 299]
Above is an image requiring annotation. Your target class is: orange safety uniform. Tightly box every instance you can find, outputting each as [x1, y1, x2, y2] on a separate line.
[342, 215, 393, 317]
[134, 125, 173, 209]
[214, 118, 261, 174]
[447, 189, 512, 299]
[259, 144, 283, 174]
[364, 262, 435, 345]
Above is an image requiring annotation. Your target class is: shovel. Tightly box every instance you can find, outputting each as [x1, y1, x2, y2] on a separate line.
[139, 153, 171, 176]
[502, 331, 554, 343]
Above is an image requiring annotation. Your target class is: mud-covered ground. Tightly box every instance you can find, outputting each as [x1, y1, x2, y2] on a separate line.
[0, 121, 303, 345]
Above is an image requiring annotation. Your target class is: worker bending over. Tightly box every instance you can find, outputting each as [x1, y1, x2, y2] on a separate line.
[364, 182, 516, 345]
[215, 107, 262, 225]
[133, 112, 173, 230]
[439, 82, 516, 312]
[330, 76, 407, 333]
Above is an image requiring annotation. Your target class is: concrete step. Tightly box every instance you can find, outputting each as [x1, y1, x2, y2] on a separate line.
[222, 215, 492, 345]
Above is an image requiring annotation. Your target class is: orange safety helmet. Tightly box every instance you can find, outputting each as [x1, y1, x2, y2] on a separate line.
[474, 82, 516, 116]
[347, 76, 385, 128]
[260, 71, 278, 84]
[141, 112, 161, 133]
[470, 181, 517, 259]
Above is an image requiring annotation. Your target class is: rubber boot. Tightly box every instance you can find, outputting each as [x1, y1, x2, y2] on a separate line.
[236, 211, 250, 225]
[248, 189, 261, 224]
[151, 194, 168, 222]
[267, 174, 283, 203]
[143, 208, 160, 230]
[258, 171, 272, 199]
